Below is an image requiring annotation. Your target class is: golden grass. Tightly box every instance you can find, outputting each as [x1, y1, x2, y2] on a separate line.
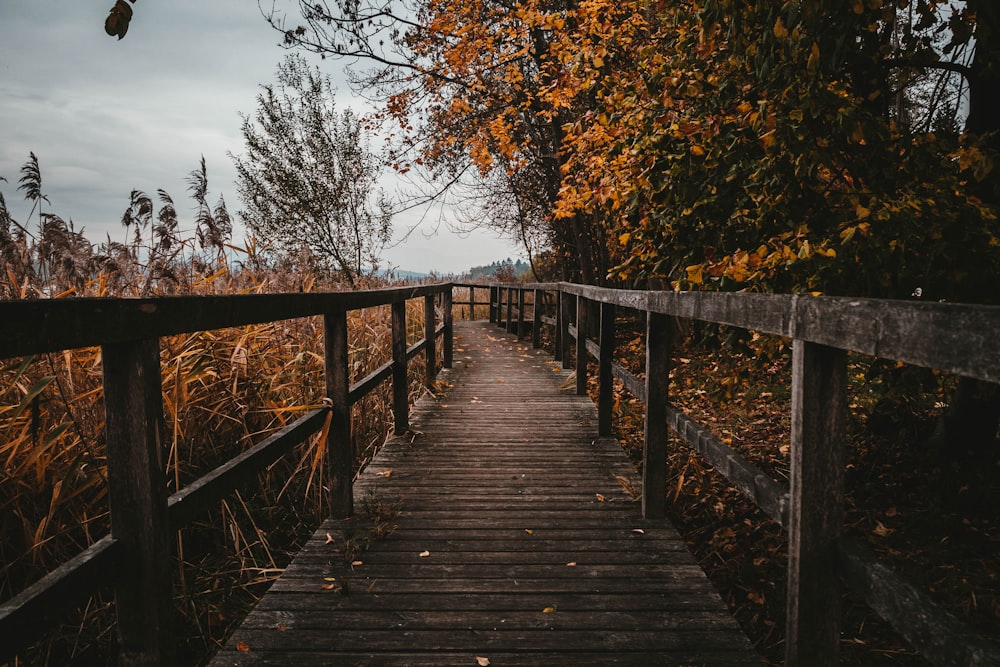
[0, 245, 450, 665]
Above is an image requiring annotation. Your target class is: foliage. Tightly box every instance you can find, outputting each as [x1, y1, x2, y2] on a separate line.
[230, 54, 392, 287]
[269, 0, 612, 283]
[0, 159, 435, 665]
[550, 1, 1000, 301]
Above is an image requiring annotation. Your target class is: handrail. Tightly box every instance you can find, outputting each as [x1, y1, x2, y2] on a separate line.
[476, 281, 1000, 667]
[0, 282, 455, 665]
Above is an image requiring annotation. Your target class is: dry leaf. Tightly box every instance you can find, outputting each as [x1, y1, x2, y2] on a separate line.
[566, 562, 577, 567]
[351, 560, 363, 566]
[595, 493, 605, 502]
[542, 606, 556, 613]
[324, 532, 335, 544]
[236, 641, 251, 652]
[524, 529, 534, 535]
[277, 624, 289, 632]
[376, 470, 393, 478]
[476, 658, 491, 666]
[419, 550, 431, 557]
[873, 521, 891, 537]
[631, 528, 645, 535]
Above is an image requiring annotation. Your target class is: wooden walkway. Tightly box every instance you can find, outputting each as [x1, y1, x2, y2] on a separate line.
[210, 321, 758, 666]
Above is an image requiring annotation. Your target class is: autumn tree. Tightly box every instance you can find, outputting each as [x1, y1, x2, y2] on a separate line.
[230, 55, 392, 285]
[267, 0, 612, 284]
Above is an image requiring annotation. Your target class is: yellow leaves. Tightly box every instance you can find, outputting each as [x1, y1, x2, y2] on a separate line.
[689, 144, 706, 157]
[618, 232, 631, 246]
[759, 130, 777, 149]
[807, 42, 821, 74]
[855, 203, 871, 221]
[419, 550, 431, 557]
[476, 658, 491, 666]
[542, 606, 556, 613]
[236, 641, 251, 653]
[686, 264, 704, 285]
[772, 17, 789, 39]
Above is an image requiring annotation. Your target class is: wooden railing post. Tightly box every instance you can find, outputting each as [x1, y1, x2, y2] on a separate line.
[489, 286, 497, 324]
[443, 287, 454, 368]
[553, 289, 563, 362]
[598, 302, 615, 437]
[531, 289, 543, 349]
[391, 300, 409, 435]
[468, 285, 475, 321]
[102, 337, 174, 666]
[506, 287, 515, 334]
[324, 308, 353, 518]
[643, 312, 672, 519]
[785, 340, 847, 666]
[560, 290, 573, 368]
[424, 294, 437, 388]
[575, 295, 589, 395]
[517, 288, 526, 339]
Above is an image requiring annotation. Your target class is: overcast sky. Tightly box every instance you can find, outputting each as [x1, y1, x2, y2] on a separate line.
[0, 0, 522, 275]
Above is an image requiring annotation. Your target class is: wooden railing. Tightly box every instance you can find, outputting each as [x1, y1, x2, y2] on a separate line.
[477, 281, 1000, 667]
[0, 284, 455, 665]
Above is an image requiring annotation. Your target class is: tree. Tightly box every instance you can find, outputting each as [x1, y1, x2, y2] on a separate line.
[267, 0, 612, 284]
[230, 54, 392, 286]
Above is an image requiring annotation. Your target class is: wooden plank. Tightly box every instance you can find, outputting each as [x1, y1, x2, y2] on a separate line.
[575, 295, 588, 395]
[210, 321, 756, 665]
[598, 302, 615, 436]
[643, 313, 671, 520]
[0, 285, 453, 359]
[836, 539, 1000, 667]
[326, 308, 353, 518]
[785, 340, 846, 666]
[391, 301, 408, 435]
[168, 409, 330, 529]
[102, 337, 175, 665]
[0, 535, 120, 662]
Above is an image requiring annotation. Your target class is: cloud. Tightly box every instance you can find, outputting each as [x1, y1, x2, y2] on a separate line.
[0, 1, 523, 273]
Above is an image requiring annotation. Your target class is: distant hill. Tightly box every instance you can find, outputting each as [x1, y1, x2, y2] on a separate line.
[464, 258, 531, 281]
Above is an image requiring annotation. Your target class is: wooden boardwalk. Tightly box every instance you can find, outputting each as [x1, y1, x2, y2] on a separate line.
[210, 321, 758, 666]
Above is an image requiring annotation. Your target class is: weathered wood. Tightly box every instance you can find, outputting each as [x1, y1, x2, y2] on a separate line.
[785, 340, 846, 666]
[102, 337, 174, 666]
[391, 301, 409, 435]
[643, 312, 671, 520]
[532, 289, 544, 348]
[560, 290, 573, 368]
[575, 295, 589, 395]
[326, 309, 353, 518]
[0, 535, 120, 663]
[443, 288, 454, 367]
[554, 283, 1000, 384]
[0, 284, 453, 359]
[506, 287, 515, 334]
[423, 295, 437, 388]
[210, 321, 756, 666]
[598, 302, 615, 437]
[169, 409, 330, 529]
[516, 289, 528, 338]
[836, 539, 1000, 666]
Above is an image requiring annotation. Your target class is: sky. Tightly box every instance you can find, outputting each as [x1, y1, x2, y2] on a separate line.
[0, 0, 523, 275]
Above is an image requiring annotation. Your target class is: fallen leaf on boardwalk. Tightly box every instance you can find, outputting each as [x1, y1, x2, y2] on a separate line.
[324, 577, 337, 581]
[542, 606, 556, 613]
[470, 397, 482, 403]
[277, 625, 289, 632]
[419, 550, 431, 557]
[631, 528, 645, 535]
[566, 562, 577, 567]
[476, 658, 491, 666]
[595, 493, 605, 502]
[325, 532, 335, 544]
[873, 521, 892, 537]
[236, 641, 251, 652]
[351, 560, 363, 566]
[322, 582, 338, 590]
[376, 470, 393, 478]
[524, 529, 534, 535]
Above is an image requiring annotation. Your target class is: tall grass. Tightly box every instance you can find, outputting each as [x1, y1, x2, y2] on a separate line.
[0, 226, 436, 664]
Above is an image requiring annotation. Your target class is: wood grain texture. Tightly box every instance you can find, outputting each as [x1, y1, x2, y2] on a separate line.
[210, 321, 758, 666]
